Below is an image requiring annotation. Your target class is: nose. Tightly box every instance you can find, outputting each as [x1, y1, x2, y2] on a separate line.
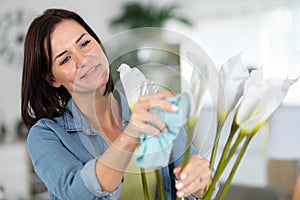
[75, 52, 86, 69]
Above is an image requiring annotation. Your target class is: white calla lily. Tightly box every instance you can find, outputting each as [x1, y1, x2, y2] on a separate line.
[118, 63, 156, 110]
[189, 70, 207, 117]
[209, 54, 249, 176]
[184, 51, 210, 117]
[217, 53, 249, 122]
[236, 77, 298, 134]
[243, 67, 264, 93]
[205, 52, 298, 200]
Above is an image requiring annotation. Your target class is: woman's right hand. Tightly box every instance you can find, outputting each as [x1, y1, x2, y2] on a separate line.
[123, 91, 179, 143]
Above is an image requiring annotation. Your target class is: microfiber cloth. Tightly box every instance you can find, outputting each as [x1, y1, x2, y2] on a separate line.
[134, 92, 190, 169]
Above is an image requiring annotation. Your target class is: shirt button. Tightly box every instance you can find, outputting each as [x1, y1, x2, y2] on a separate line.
[85, 129, 90, 134]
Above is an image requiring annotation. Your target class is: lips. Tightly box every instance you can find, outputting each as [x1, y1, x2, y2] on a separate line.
[80, 65, 99, 80]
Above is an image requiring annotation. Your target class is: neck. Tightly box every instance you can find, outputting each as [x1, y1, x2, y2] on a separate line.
[72, 89, 121, 131]
[72, 88, 108, 115]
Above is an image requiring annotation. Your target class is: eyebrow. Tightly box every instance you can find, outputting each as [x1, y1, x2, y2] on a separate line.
[53, 33, 87, 63]
[53, 50, 67, 63]
[75, 33, 87, 44]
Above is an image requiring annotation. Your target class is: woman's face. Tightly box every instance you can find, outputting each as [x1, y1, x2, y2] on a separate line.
[49, 19, 109, 94]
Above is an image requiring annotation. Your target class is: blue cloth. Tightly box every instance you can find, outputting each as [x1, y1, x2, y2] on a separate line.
[135, 93, 190, 169]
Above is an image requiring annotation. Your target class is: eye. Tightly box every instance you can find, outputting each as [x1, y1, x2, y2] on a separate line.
[60, 56, 71, 65]
[81, 40, 91, 48]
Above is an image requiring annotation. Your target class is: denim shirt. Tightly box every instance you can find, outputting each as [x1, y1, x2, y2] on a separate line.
[27, 90, 218, 200]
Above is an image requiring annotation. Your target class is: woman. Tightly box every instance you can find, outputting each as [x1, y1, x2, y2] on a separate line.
[22, 8, 213, 200]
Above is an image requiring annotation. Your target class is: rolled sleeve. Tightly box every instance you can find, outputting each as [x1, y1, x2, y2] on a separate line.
[27, 119, 123, 200]
[81, 159, 122, 199]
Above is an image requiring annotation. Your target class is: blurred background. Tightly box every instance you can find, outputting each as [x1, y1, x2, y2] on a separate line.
[0, 0, 299, 199]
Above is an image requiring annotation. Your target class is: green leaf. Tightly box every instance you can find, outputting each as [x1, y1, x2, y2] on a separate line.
[110, 2, 193, 28]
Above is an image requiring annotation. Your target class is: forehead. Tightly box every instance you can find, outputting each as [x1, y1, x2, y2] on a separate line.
[50, 19, 86, 48]
[52, 19, 85, 35]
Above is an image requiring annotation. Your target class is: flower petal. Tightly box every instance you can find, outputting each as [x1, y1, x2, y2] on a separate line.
[185, 51, 209, 116]
[244, 67, 264, 94]
[217, 53, 249, 121]
[117, 63, 147, 106]
[236, 78, 298, 132]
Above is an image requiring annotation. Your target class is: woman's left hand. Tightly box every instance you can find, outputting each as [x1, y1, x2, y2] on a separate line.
[173, 154, 211, 198]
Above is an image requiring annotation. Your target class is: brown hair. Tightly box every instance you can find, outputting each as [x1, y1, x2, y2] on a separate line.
[21, 8, 114, 129]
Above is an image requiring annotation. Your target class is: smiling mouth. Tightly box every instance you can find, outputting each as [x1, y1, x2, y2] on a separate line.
[80, 65, 99, 80]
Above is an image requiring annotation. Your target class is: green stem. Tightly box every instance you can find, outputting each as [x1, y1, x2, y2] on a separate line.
[209, 115, 238, 173]
[221, 121, 239, 163]
[141, 168, 150, 200]
[182, 118, 196, 167]
[176, 117, 197, 200]
[213, 121, 240, 178]
[223, 133, 244, 166]
[219, 135, 253, 200]
[203, 123, 240, 200]
[209, 120, 224, 171]
[155, 168, 165, 200]
[203, 120, 224, 197]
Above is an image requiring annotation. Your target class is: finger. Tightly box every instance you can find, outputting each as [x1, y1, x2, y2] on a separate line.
[136, 98, 178, 113]
[176, 181, 205, 197]
[131, 109, 167, 132]
[173, 166, 182, 179]
[126, 111, 161, 137]
[134, 113, 167, 136]
[175, 156, 211, 194]
[139, 91, 176, 100]
[181, 169, 210, 192]
[137, 92, 179, 112]
[178, 155, 210, 182]
[175, 169, 210, 198]
[130, 110, 151, 126]
[148, 113, 167, 132]
[177, 177, 206, 198]
[138, 124, 162, 136]
[151, 100, 179, 113]
[178, 166, 211, 190]
[125, 121, 161, 137]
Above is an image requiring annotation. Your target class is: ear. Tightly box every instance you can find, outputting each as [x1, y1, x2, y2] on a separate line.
[45, 75, 61, 88]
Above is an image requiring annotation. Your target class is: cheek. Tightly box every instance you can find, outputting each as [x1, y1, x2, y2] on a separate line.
[97, 65, 110, 85]
[52, 66, 77, 83]
[61, 67, 75, 77]
[103, 65, 110, 78]
[99, 55, 110, 76]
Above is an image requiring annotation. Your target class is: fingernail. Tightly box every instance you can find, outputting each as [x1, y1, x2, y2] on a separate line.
[177, 191, 184, 198]
[171, 104, 178, 112]
[176, 181, 184, 190]
[180, 173, 187, 180]
[161, 126, 167, 132]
